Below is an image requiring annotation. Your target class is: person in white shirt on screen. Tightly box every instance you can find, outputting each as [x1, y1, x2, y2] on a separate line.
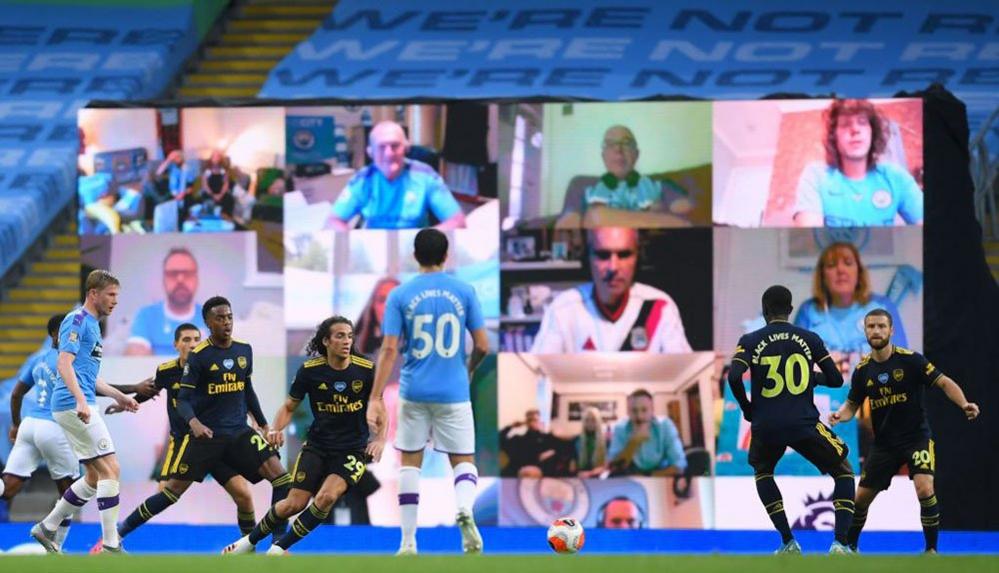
[531, 227, 691, 353]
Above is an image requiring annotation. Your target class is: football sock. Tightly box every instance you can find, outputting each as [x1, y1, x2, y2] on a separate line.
[249, 506, 282, 545]
[42, 478, 96, 531]
[118, 488, 179, 538]
[832, 474, 856, 545]
[920, 494, 940, 551]
[96, 479, 121, 548]
[848, 503, 868, 549]
[453, 462, 478, 515]
[238, 509, 256, 536]
[399, 466, 421, 547]
[275, 503, 328, 550]
[755, 473, 793, 544]
[269, 473, 292, 538]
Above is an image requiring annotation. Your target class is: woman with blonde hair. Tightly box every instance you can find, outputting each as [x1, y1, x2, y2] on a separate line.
[575, 407, 608, 478]
[794, 241, 908, 367]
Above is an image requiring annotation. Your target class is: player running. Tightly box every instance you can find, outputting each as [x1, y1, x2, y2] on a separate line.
[131, 296, 293, 545]
[31, 270, 139, 554]
[97, 322, 257, 548]
[223, 316, 383, 555]
[366, 228, 490, 555]
[3, 315, 80, 551]
[726, 285, 856, 554]
[830, 308, 979, 553]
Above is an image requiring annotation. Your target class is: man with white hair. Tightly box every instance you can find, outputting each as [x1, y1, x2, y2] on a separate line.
[326, 121, 466, 230]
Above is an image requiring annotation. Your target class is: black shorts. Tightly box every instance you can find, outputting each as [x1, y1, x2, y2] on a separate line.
[169, 428, 277, 484]
[859, 438, 935, 491]
[290, 445, 368, 495]
[749, 422, 852, 476]
[158, 434, 240, 485]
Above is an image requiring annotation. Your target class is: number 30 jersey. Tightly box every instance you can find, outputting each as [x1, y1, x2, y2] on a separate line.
[731, 320, 836, 439]
[382, 271, 485, 404]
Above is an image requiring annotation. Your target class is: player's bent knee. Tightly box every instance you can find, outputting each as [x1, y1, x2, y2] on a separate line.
[2, 476, 24, 499]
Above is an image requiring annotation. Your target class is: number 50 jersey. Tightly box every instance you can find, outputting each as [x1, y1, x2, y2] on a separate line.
[732, 320, 836, 439]
[382, 271, 485, 404]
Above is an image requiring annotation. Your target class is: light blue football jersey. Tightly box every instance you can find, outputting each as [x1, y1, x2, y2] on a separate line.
[18, 348, 58, 421]
[382, 272, 485, 403]
[51, 308, 102, 411]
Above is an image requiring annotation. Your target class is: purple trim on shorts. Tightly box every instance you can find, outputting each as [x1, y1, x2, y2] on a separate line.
[394, 446, 426, 454]
[63, 487, 88, 507]
[79, 451, 115, 464]
[96, 495, 119, 510]
[398, 493, 420, 505]
[454, 473, 478, 486]
[433, 448, 475, 456]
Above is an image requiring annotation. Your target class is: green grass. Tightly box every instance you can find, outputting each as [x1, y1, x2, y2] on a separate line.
[0, 555, 994, 573]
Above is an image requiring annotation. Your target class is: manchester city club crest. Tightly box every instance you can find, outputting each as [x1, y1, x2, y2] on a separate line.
[878, 372, 890, 384]
[237, 356, 247, 369]
[334, 381, 347, 393]
[352, 380, 364, 394]
[893, 368, 904, 381]
[293, 129, 315, 150]
[629, 326, 649, 350]
[223, 359, 234, 370]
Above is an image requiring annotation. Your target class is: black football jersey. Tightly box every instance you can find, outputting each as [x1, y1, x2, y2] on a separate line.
[290, 355, 375, 451]
[848, 346, 942, 448]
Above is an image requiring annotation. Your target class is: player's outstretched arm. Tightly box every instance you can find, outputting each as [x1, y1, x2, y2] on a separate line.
[110, 378, 158, 399]
[367, 334, 399, 437]
[935, 376, 980, 420]
[726, 361, 752, 421]
[268, 397, 301, 448]
[829, 400, 860, 427]
[96, 379, 139, 413]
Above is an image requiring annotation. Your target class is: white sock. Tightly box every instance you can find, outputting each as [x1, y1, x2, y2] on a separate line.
[452, 462, 479, 515]
[0, 478, 5, 498]
[96, 479, 121, 548]
[55, 509, 77, 549]
[42, 479, 96, 530]
[398, 466, 421, 548]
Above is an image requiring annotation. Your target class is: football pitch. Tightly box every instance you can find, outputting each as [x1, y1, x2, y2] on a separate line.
[0, 555, 994, 573]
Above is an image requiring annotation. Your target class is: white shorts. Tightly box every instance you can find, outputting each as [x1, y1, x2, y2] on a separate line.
[52, 408, 116, 462]
[4, 417, 80, 480]
[394, 398, 475, 455]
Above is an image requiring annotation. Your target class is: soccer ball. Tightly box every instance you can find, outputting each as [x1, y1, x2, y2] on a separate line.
[547, 517, 585, 554]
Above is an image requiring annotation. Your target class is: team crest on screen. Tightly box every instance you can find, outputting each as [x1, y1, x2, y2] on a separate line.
[237, 356, 247, 369]
[352, 380, 364, 394]
[296, 471, 306, 483]
[893, 369, 905, 381]
[97, 438, 111, 451]
[629, 327, 649, 350]
[878, 372, 890, 384]
[517, 478, 589, 525]
[293, 129, 315, 150]
[68, 331, 79, 343]
[179, 464, 189, 474]
[334, 381, 347, 393]
[223, 359, 234, 370]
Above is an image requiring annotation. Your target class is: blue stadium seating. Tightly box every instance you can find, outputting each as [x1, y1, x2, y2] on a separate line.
[0, 2, 202, 279]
